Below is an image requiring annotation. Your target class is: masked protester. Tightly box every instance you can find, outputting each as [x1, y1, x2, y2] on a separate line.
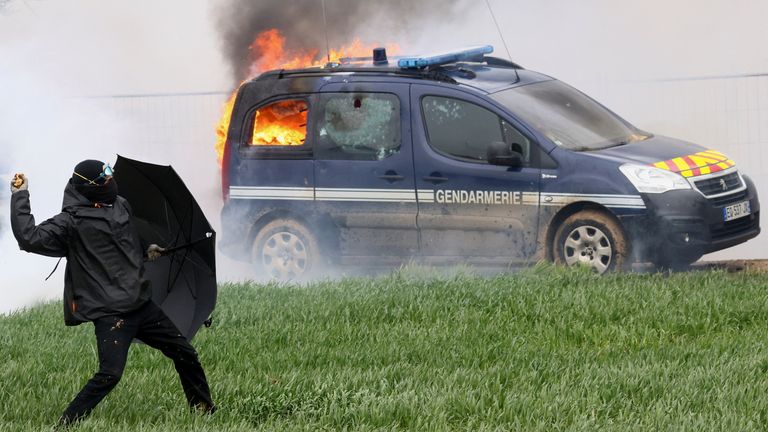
[9, 160, 215, 428]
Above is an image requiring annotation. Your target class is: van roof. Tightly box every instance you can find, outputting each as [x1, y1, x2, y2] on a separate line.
[251, 56, 552, 94]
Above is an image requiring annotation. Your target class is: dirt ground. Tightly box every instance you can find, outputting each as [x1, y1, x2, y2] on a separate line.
[694, 259, 768, 273]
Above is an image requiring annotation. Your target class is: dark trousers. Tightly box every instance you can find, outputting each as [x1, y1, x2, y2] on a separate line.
[60, 301, 214, 423]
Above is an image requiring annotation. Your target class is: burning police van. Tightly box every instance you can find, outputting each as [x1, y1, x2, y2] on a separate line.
[218, 46, 760, 278]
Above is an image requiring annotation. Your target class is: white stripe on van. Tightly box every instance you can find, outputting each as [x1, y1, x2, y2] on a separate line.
[540, 193, 645, 208]
[316, 188, 417, 202]
[230, 187, 646, 209]
[229, 186, 314, 200]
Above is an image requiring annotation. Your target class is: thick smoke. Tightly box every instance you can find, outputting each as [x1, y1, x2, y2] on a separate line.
[0, 2, 239, 315]
[0, 62, 129, 315]
[216, 0, 460, 82]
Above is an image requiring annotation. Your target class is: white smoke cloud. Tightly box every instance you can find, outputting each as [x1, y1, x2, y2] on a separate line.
[0, 51, 128, 315]
[0, 1, 239, 315]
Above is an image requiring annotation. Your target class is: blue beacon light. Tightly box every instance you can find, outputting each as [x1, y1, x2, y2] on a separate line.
[397, 45, 494, 69]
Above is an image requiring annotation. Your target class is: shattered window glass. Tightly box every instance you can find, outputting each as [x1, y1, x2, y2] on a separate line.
[249, 99, 308, 146]
[422, 96, 530, 163]
[317, 93, 400, 161]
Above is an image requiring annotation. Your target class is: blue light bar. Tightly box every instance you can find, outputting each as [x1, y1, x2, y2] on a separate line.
[397, 45, 494, 69]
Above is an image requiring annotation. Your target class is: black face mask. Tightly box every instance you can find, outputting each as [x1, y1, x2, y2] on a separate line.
[75, 179, 118, 205]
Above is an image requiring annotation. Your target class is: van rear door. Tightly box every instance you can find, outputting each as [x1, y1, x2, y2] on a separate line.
[313, 82, 418, 260]
[411, 85, 541, 262]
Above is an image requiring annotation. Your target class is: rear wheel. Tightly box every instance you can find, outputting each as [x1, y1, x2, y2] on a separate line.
[553, 210, 630, 274]
[252, 219, 323, 281]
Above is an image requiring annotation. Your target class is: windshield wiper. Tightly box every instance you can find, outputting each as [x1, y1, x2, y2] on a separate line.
[570, 140, 627, 152]
[600, 137, 635, 149]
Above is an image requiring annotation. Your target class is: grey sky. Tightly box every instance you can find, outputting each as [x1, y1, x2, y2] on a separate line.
[1, 0, 766, 95]
[0, 0, 231, 95]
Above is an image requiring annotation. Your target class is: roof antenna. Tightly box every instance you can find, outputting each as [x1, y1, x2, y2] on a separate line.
[321, 0, 331, 65]
[484, 0, 511, 60]
[484, 0, 518, 79]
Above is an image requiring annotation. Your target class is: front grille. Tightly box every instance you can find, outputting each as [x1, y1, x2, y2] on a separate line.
[709, 189, 748, 207]
[710, 212, 759, 241]
[694, 172, 742, 196]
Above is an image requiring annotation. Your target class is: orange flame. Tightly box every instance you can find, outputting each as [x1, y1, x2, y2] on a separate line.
[248, 29, 319, 76]
[215, 92, 237, 160]
[251, 100, 308, 146]
[215, 29, 399, 162]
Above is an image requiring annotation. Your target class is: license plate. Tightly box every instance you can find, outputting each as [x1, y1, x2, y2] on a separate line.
[723, 201, 751, 222]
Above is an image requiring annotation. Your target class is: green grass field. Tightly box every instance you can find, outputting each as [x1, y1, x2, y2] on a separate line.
[2, 265, 768, 431]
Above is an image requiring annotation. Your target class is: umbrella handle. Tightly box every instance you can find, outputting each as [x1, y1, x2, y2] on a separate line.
[161, 232, 214, 254]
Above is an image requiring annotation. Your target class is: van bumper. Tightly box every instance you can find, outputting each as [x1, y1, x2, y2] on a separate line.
[620, 175, 761, 262]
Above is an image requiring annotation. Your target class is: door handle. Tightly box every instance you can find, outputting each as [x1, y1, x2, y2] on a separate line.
[379, 171, 405, 182]
[423, 174, 448, 184]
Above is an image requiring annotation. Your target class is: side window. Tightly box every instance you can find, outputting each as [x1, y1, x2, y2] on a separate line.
[316, 93, 401, 161]
[502, 122, 532, 164]
[422, 96, 531, 164]
[248, 99, 308, 147]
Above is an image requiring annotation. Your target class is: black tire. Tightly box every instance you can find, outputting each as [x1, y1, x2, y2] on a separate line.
[252, 218, 324, 281]
[553, 210, 630, 274]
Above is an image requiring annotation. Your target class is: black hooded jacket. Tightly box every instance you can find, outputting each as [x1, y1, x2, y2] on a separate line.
[10, 183, 152, 325]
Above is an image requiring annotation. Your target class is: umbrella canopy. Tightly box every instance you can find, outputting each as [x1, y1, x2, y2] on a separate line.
[113, 155, 216, 340]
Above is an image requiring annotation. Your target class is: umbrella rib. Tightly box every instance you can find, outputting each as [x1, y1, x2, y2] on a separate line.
[164, 246, 192, 297]
[165, 196, 197, 281]
[177, 252, 214, 276]
[165, 254, 175, 294]
[166, 251, 187, 294]
[161, 173, 190, 295]
[179, 259, 198, 300]
[164, 200, 172, 239]
[171, 248, 199, 300]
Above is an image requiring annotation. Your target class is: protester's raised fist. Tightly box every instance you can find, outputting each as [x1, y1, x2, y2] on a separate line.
[10, 173, 28, 193]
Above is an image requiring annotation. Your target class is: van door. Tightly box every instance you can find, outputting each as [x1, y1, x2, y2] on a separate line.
[411, 85, 542, 261]
[313, 82, 418, 260]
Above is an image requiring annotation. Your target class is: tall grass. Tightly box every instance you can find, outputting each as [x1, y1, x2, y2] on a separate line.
[2, 264, 768, 431]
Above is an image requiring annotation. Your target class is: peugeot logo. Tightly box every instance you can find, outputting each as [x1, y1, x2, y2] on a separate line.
[719, 178, 728, 191]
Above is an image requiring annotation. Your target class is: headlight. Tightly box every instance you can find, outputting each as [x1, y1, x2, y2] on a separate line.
[619, 164, 691, 194]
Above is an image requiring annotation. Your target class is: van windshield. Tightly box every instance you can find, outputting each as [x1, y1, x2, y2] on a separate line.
[491, 80, 650, 151]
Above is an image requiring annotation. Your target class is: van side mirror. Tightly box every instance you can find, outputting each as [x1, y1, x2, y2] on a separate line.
[487, 141, 523, 167]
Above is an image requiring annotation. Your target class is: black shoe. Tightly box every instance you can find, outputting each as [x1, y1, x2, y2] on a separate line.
[192, 402, 216, 415]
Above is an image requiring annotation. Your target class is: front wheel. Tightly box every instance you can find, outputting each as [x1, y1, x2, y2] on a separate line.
[553, 210, 630, 274]
[252, 219, 323, 281]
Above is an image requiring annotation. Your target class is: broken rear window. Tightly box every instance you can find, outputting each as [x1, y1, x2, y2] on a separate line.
[316, 93, 400, 161]
[249, 99, 308, 146]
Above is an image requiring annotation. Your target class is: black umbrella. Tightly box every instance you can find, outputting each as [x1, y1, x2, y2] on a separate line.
[113, 155, 216, 340]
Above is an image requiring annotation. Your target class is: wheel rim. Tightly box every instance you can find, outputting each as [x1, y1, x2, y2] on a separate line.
[562, 225, 612, 273]
[261, 231, 308, 279]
